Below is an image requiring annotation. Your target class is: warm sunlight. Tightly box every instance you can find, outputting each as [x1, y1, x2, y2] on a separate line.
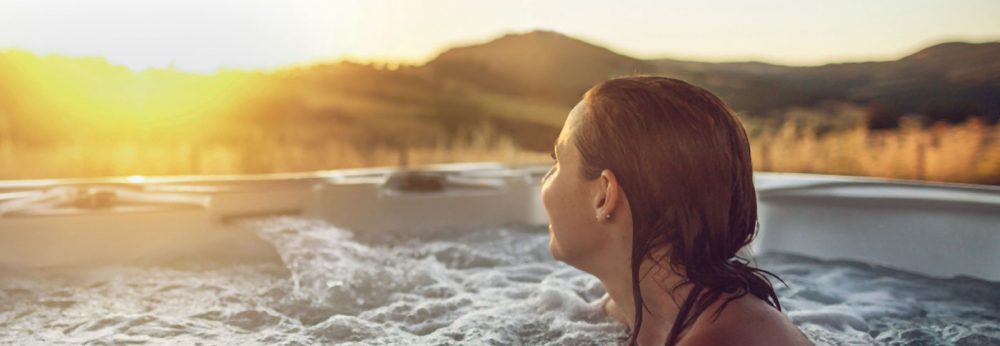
[3, 50, 253, 132]
[1, 3, 999, 346]
[0, 0, 371, 72]
[2, 0, 998, 71]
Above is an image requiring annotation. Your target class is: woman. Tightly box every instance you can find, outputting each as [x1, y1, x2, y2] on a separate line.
[540, 76, 812, 345]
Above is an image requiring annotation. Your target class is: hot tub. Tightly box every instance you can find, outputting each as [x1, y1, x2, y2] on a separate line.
[0, 163, 997, 344]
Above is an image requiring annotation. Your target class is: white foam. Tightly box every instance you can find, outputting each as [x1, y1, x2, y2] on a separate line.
[0, 216, 997, 345]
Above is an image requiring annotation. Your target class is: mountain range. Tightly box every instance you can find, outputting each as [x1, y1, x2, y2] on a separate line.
[425, 30, 1000, 124]
[1, 29, 997, 153]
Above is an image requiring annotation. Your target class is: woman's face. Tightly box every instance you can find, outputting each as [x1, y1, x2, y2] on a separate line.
[540, 100, 609, 270]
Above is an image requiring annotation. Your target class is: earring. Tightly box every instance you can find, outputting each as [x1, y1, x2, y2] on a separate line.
[606, 213, 612, 219]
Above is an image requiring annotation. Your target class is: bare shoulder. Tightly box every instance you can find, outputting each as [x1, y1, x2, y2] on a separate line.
[678, 293, 813, 346]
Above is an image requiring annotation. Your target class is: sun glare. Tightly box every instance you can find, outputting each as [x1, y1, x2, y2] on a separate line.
[3, 50, 254, 135]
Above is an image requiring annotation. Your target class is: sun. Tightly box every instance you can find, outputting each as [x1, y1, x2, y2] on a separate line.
[3, 50, 255, 133]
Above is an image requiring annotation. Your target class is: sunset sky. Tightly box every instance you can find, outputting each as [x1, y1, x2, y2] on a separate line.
[1, 0, 998, 72]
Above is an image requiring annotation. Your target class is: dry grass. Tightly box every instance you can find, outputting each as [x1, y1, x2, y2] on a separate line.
[0, 122, 550, 180]
[3, 50, 995, 184]
[1, 105, 997, 185]
[0, 95, 1000, 185]
[750, 117, 1000, 185]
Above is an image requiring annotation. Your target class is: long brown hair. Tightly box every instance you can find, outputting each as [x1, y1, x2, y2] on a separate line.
[573, 76, 784, 345]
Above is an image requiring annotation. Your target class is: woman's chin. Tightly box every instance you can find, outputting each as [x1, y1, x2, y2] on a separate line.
[549, 239, 584, 268]
[549, 236, 574, 263]
[548, 237, 564, 261]
[549, 241, 603, 275]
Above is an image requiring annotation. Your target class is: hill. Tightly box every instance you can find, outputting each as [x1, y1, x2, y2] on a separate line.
[430, 30, 1000, 124]
[1, 30, 997, 157]
[426, 30, 656, 104]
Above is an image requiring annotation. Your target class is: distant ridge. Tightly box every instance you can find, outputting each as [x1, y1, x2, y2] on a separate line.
[1, 30, 997, 158]
[426, 30, 1000, 122]
[901, 41, 1000, 64]
[427, 30, 655, 103]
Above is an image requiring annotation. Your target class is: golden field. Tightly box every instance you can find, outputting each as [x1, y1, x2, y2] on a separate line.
[748, 117, 1000, 185]
[1, 45, 997, 185]
[1, 113, 997, 185]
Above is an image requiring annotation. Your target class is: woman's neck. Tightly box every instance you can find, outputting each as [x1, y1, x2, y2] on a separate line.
[598, 259, 694, 344]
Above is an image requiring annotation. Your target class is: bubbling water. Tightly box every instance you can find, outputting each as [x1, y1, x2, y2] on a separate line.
[0, 216, 998, 345]
[757, 253, 1000, 345]
[247, 217, 624, 345]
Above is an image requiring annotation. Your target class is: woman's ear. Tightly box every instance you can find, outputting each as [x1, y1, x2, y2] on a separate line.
[593, 169, 620, 221]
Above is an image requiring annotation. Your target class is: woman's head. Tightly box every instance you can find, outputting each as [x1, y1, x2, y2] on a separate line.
[540, 75, 780, 345]
[540, 99, 633, 273]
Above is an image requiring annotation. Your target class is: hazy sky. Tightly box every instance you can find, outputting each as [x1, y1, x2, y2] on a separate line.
[1, 0, 998, 72]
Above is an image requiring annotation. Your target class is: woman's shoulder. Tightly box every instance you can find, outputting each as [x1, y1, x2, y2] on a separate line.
[678, 293, 813, 346]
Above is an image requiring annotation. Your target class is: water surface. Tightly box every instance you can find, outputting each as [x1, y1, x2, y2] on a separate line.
[1, 216, 997, 345]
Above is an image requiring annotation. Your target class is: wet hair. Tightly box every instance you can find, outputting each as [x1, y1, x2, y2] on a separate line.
[572, 76, 784, 345]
